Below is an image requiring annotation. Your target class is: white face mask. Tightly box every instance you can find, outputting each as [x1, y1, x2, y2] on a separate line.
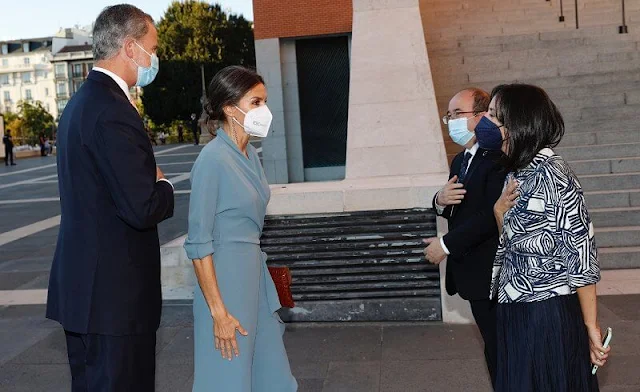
[233, 105, 273, 138]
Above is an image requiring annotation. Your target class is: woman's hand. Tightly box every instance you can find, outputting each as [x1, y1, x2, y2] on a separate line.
[212, 310, 248, 361]
[494, 177, 519, 218]
[587, 324, 611, 368]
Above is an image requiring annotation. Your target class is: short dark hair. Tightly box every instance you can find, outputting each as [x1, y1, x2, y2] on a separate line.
[93, 4, 154, 61]
[494, 84, 565, 171]
[6, 129, 11, 133]
[490, 84, 508, 100]
[204, 66, 265, 123]
[469, 88, 490, 113]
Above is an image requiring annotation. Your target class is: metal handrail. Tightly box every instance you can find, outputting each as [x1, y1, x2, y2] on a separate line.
[620, 0, 629, 34]
[575, 0, 579, 29]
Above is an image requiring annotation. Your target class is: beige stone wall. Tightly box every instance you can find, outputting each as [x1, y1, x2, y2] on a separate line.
[419, 0, 640, 162]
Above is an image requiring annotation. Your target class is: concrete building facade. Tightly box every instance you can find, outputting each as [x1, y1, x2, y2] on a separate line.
[0, 28, 92, 120]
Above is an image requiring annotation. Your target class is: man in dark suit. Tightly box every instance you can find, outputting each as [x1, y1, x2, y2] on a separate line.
[3, 129, 16, 166]
[423, 88, 505, 388]
[46, 5, 174, 391]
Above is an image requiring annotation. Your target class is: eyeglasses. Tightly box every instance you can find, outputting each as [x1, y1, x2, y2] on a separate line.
[442, 111, 477, 125]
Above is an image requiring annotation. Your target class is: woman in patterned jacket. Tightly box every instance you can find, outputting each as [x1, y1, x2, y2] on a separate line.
[481, 84, 610, 391]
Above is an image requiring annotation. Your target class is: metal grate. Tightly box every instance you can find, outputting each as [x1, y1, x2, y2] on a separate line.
[262, 208, 442, 322]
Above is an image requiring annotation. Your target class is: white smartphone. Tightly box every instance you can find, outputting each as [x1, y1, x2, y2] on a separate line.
[592, 327, 613, 375]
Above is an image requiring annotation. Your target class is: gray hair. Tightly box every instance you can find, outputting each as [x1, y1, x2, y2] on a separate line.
[92, 4, 154, 61]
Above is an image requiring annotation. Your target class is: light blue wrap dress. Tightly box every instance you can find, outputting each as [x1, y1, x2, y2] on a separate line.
[184, 129, 297, 392]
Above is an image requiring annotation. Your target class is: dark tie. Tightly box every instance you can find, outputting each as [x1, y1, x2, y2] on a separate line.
[458, 152, 472, 183]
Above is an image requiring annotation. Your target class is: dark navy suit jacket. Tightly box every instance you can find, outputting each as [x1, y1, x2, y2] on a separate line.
[47, 70, 174, 335]
[433, 148, 506, 301]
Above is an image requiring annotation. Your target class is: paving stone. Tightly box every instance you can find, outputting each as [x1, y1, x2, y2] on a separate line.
[323, 361, 380, 392]
[381, 324, 484, 361]
[379, 359, 492, 392]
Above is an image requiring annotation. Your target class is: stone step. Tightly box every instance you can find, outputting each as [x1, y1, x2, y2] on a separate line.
[579, 172, 640, 192]
[565, 119, 639, 134]
[580, 105, 640, 122]
[599, 247, 640, 269]
[561, 131, 640, 148]
[556, 143, 640, 160]
[590, 207, 640, 227]
[585, 189, 640, 209]
[570, 157, 640, 175]
[596, 226, 640, 248]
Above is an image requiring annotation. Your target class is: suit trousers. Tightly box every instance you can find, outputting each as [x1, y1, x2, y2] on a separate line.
[470, 299, 498, 389]
[64, 330, 156, 392]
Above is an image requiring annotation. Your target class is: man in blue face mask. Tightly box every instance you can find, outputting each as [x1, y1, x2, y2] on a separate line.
[47, 5, 174, 391]
[423, 88, 506, 388]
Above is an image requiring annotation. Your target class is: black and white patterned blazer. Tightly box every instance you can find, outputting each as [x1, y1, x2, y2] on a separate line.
[490, 148, 601, 303]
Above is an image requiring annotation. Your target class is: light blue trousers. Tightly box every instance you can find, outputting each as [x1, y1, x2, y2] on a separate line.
[192, 243, 297, 392]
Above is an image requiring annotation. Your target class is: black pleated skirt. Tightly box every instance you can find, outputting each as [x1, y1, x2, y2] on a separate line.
[495, 294, 599, 392]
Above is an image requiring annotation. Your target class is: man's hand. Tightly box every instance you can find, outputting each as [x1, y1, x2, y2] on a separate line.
[436, 175, 466, 206]
[423, 237, 447, 265]
[156, 166, 165, 181]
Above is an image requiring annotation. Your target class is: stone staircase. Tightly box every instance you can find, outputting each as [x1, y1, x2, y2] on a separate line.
[420, 0, 640, 269]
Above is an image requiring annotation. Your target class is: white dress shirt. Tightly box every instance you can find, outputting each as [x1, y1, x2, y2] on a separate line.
[92, 67, 173, 190]
[435, 143, 479, 255]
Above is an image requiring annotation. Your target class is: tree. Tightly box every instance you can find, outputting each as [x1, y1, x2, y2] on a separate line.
[16, 101, 55, 145]
[142, 1, 256, 126]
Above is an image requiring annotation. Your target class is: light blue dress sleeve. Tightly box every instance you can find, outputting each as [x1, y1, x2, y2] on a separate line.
[184, 152, 219, 260]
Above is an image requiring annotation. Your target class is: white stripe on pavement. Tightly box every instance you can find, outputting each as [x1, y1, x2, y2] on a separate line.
[0, 163, 57, 178]
[0, 174, 59, 190]
[0, 174, 191, 246]
[0, 215, 61, 247]
[154, 145, 191, 156]
[0, 289, 48, 306]
[0, 197, 60, 205]
[157, 161, 195, 166]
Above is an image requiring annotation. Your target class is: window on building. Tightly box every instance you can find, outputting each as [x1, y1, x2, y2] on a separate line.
[72, 64, 83, 78]
[87, 62, 94, 70]
[46, 103, 50, 112]
[24, 57, 30, 65]
[3, 91, 10, 101]
[23, 43, 30, 53]
[22, 72, 31, 83]
[57, 99, 68, 112]
[55, 64, 67, 78]
[25, 89, 32, 100]
[0, 74, 8, 85]
[57, 82, 67, 96]
[1, 59, 8, 67]
[1, 44, 8, 55]
[45, 87, 50, 96]
[73, 80, 83, 93]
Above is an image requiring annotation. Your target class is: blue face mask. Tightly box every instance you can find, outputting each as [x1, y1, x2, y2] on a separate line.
[132, 42, 159, 87]
[448, 117, 475, 147]
[475, 116, 503, 150]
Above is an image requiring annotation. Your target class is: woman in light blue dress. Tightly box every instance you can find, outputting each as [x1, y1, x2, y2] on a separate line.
[184, 66, 297, 392]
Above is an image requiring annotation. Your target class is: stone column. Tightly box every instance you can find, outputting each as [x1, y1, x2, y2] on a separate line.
[345, 0, 449, 179]
[255, 38, 290, 184]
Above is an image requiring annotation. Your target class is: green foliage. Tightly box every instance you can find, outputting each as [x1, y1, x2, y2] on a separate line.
[143, 1, 256, 127]
[7, 101, 56, 145]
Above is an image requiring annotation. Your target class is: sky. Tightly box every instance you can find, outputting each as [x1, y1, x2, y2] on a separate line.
[0, 0, 254, 41]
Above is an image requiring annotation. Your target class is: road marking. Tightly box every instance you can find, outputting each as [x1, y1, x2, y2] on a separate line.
[0, 174, 191, 246]
[157, 161, 195, 166]
[0, 163, 57, 178]
[0, 289, 48, 306]
[154, 145, 191, 156]
[0, 216, 61, 247]
[0, 197, 60, 205]
[155, 152, 201, 158]
[0, 174, 59, 190]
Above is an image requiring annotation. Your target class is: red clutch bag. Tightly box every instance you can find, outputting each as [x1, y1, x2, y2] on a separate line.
[268, 266, 295, 308]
